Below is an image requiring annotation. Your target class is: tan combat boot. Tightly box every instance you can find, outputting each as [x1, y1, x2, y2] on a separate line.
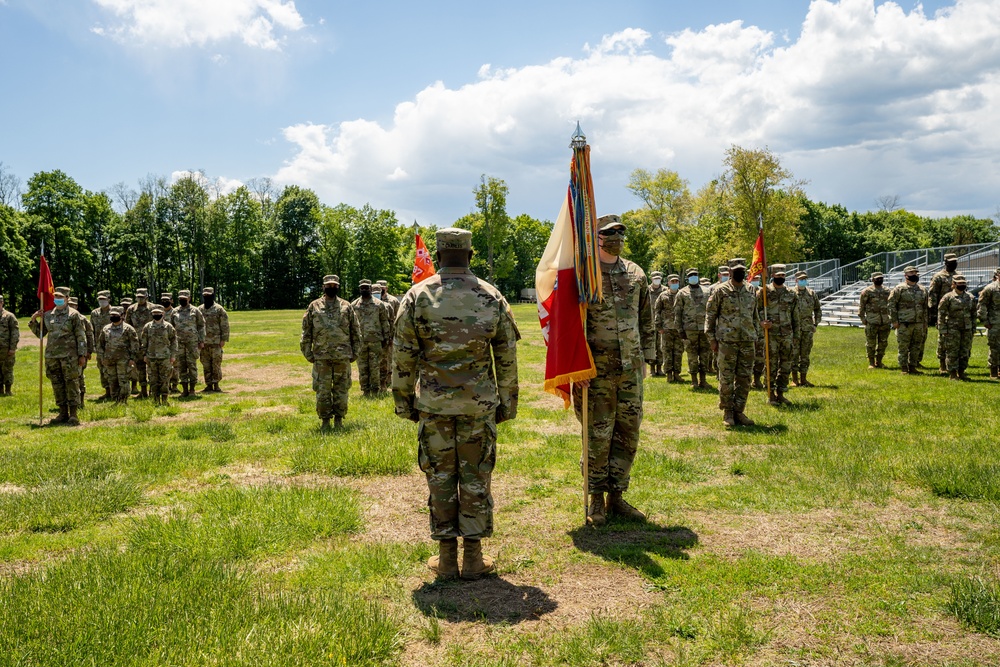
[791, 370, 799, 386]
[460, 539, 495, 580]
[768, 389, 781, 406]
[48, 405, 70, 425]
[723, 410, 735, 427]
[868, 356, 876, 369]
[428, 538, 459, 579]
[139, 384, 148, 399]
[698, 370, 712, 390]
[735, 412, 755, 426]
[938, 360, 948, 375]
[948, 369, 959, 381]
[875, 355, 885, 368]
[799, 372, 814, 387]
[587, 492, 606, 527]
[3, 385, 11, 396]
[909, 365, 922, 375]
[67, 405, 80, 426]
[777, 387, 791, 405]
[180, 383, 189, 397]
[752, 372, 763, 390]
[334, 416, 344, 429]
[607, 490, 646, 521]
[991, 366, 999, 380]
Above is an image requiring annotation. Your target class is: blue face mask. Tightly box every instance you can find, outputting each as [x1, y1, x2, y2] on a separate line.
[720, 275, 729, 283]
[797, 279, 808, 288]
[751, 279, 761, 287]
[688, 276, 699, 285]
[54, 298, 66, 307]
[669, 282, 679, 292]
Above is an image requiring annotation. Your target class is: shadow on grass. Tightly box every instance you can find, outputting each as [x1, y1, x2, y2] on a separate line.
[412, 577, 558, 624]
[569, 523, 699, 579]
[734, 423, 788, 435]
[772, 400, 822, 412]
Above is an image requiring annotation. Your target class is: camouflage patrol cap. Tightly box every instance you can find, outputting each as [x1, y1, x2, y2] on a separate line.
[685, 268, 699, 277]
[436, 227, 473, 250]
[121, 298, 133, 307]
[97, 290, 111, 299]
[729, 258, 747, 268]
[178, 289, 191, 298]
[952, 274, 967, 285]
[68, 297, 78, 307]
[110, 306, 123, 315]
[135, 288, 148, 298]
[202, 287, 215, 296]
[770, 264, 787, 277]
[995, 268, 1000, 278]
[377, 280, 388, 287]
[944, 253, 958, 261]
[160, 293, 172, 301]
[718, 265, 730, 273]
[871, 272, 884, 280]
[903, 266, 918, 274]
[150, 305, 165, 314]
[650, 271, 663, 278]
[796, 271, 808, 279]
[699, 278, 710, 285]
[359, 279, 372, 287]
[667, 273, 680, 281]
[56, 286, 71, 296]
[54, 287, 69, 297]
[323, 275, 340, 285]
[597, 214, 625, 233]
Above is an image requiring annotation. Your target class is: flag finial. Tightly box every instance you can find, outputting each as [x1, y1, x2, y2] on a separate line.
[570, 122, 586, 149]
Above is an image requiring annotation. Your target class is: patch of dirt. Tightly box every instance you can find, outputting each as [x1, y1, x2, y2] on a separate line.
[223, 361, 311, 392]
[867, 618, 1000, 665]
[0, 483, 25, 494]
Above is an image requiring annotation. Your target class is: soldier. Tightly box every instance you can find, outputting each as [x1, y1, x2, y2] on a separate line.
[29, 287, 88, 425]
[706, 259, 759, 427]
[125, 288, 155, 397]
[791, 271, 822, 387]
[0, 294, 18, 396]
[653, 274, 684, 382]
[888, 266, 929, 374]
[302, 275, 361, 431]
[68, 297, 95, 404]
[377, 280, 401, 392]
[648, 271, 666, 376]
[97, 307, 139, 404]
[675, 268, 712, 390]
[938, 275, 976, 381]
[757, 264, 799, 406]
[858, 272, 891, 369]
[160, 292, 180, 392]
[140, 305, 177, 406]
[393, 227, 519, 580]
[978, 269, 1000, 379]
[198, 287, 230, 392]
[90, 291, 114, 400]
[169, 289, 205, 396]
[120, 297, 133, 311]
[705, 266, 729, 374]
[928, 252, 960, 373]
[352, 280, 390, 397]
[745, 269, 766, 389]
[571, 215, 655, 527]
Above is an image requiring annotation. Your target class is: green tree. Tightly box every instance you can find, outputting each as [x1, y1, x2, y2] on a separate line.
[797, 198, 866, 263]
[343, 204, 406, 299]
[626, 168, 692, 268]
[0, 204, 30, 313]
[473, 175, 510, 283]
[261, 186, 321, 308]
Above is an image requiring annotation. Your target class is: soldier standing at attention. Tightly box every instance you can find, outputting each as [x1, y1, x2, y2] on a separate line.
[160, 292, 180, 393]
[888, 266, 929, 374]
[170, 290, 205, 396]
[97, 307, 138, 404]
[302, 275, 361, 431]
[654, 274, 684, 382]
[140, 305, 177, 406]
[928, 252, 960, 374]
[858, 272, 891, 369]
[29, 287, 88, 425]
[675, 268, 712, 390]
[0, 294, 18, 396]
[757, 264, 799, 406]
[125, 288, 154, 398]
[377, 280, 400, 393]
[938, 275, 976, 381]
[647, 271, 666, 377]
[91, 291, 114, 400]
[199, 287, 230, 392]
[744, 270, 766, 389]
[352, 280, 390, 397]
[393, 228, 519, 580]
[571, 215, 655, 527]
[706, 258, 759, 427]
[977, 268, 1000, 380]
[68, 297, 94, 404]
[791, 271, 822, 387]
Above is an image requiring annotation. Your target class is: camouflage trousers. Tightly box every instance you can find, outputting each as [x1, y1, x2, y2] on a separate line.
[754, 339, 765, 375]
[941, 329, 974, 372]
[865, 324, 891, 361]
[79, 357, 89, 397]
[45, 357, 81, 408]
[683, 332, 712, 376]
[357, 341, 383, 395]
[147, 358, 173, 396]
[653, 332, 664, 366]
[660, 330, 684, 374]
[96, 354, 110, 389]
[313, 360, 351, 419]
[766, 331, 794, 389]
[718, 341, 755, 413]
[417, 412, 496, 540]
[988, 327, 1000, 368]
[104, 359, 131, 400]
[200, 345, 224, 384]
[380, 344, 393, 392]
[896, 323, 926, 369]
[571, 364, 643, 493]
[131, 358, 148, 387]
[1, 352, 15, 390]
[793, 329, 816, 374]
[176, 341, 200, 383]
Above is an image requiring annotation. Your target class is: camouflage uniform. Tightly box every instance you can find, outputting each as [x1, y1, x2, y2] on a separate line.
[888, 267, 929, 372]
[647, 272, 666, 375]
[674, 270, 712, 386]
[378, 280, 401, 391]
[352, 281, 391, 396]
[125, 290, 155, 394]
[706, 265, 759, 425]
[977, 273, 1000, 377]
[756, 266, 799, 401]
[29, 291, 88, 423]
[705, 267, 729, 373]
[393, 229, 519, 546]
[301, 275, 361, 425]
[140, 307, 177, 403]
[160, 293, 179, 391]
[928, 253, 958, 369]
[747, 281, 766, 387]
[90, 291, 113, 395]
[792, 273, 822, 383]
[0, 296, 18, 395]
[858, 274, 891, 367]
[653, 277, 684, 380]
[68, 298, 94, 403]
[97, 310, 139, 402]
[169, 290, 205, 390]
[938, 278, 975, 377]
[198, 288, 230, 390]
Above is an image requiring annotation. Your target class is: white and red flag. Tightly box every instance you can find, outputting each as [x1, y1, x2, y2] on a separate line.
[412, 233, 437, 285]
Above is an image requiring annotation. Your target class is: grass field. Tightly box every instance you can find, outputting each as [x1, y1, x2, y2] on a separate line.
[2, 305, 1000, 666]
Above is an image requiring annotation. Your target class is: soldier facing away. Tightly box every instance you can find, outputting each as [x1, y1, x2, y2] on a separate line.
[938, 275, 976, 381]
[791, 271, 822, 387]
[653, 274, 684, 382]
[928, 252, 960, 374]
[90, 291, 114, 400]
[0, 294, 18, 396]
[674, 268, 712, 390]
[169, 289, 205, 396]
[393, 227, 519, 580]
[97, 307, 139, 403]
[29, 287, 88, 425]
[858, 272, 891, 369]
[352, 280, 391, 397]
[198, 287, 229, 392]
[977, 268, 1000, 380]
[140, 305, 177, 406]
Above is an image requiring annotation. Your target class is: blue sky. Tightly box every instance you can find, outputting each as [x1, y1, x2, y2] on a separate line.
[1, 0, 995, 226]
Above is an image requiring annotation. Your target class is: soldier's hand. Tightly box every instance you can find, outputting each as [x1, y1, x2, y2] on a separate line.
[78, 356, 86, 367]
[892, 323, 898, 330]
[495, 406, 509, 424]
[31, 311, 41, 321]
[711, 341, 719, 354]
[762, 321, 773, 330]
[408, 409, 420, 423]
[680, 331, 687, 340]
[576, 378, 591, 389]
[198, 343, 204, 350]
[219, 342, 225, 349]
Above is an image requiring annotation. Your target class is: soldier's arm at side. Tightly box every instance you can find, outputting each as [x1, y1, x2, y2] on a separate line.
[391, 295, 420, 422]
[813, 292, 822, 325]
[169, 326, 178, 362]
[196, 309, 206, 346]
[704, 290, 720, 351]
[10, 315, 19, 349]
[978, 289, 991, 326]
[887, 287, 899, 328]
[220, 309, 230, 346]
[858, 291, 868, 325]
[637, 279, 656, 363]
[673, 293, 686, 338]
[493, 300, 520, 424]
[300, 308, 315, 362]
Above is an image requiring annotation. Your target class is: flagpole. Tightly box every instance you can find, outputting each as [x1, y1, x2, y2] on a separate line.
[38, 244, 45, 426]
[758, 216, 772, 399]
[582, 385, 589, 520]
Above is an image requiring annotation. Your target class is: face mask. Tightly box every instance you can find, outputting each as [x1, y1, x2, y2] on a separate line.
[669, 282, 679, 292]
[600, 239, 624, 256]
[152, 313, 163, 321]
[324, 287, 339, 299]
[110, 315, 121, 323]
[179, 298, 189, 307]
[751, 279, 761, 287]
[688, 276, 699, 285]
[138, 297, 146, 304]
[161, 300, 171, 308]
[956, 285, 967, 291]
[906, 275, 919, 282]
[946, 261, 958, 271]
[797, 279, 808, 288]
[54, 298, 66, 307]
[732, 268, 746, 282]
[773, 277, 786, 286]
[652, 278, 662, 286]
[372, 292, 382, 301]
[720, 275, 729, 283]
[99, 299, 109, 308]
[361, 289, 372, 299]
[873, 279, 884, 287]
[203, 296, 214, 307]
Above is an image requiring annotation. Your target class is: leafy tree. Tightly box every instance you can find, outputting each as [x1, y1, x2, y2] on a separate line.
[0, 205, 30, 313]
[473, 175, 510, 283]
[797, 198, 867, 263]
[626, 168, 692, 268]
[620, 208, 658, 274]
[261, 186, 321, 308]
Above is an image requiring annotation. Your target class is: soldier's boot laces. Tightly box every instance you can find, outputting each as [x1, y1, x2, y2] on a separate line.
[723, 410, 736, 427]
[586, 492, 606, 527]
[800, 372, 814, 387]
[49, 405, 70, 425]
[735, 411, 755, 427]
[868, 356, 876, 369]
[67, 405, 80, 427]
[460, 539, 495, 580]
[427, 538, 459, 579]
[607, 490, 646, 521]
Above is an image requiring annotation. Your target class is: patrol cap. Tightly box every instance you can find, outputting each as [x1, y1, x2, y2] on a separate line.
[202, 287, 215, 296]
[110, 306, 123, 315]
[597, 215, 625, 233]
[685, 268, 699, 278]
[667, 273, 680, 281]
[436, 227, 473, 250]
[770, 264, 787, 277]
[944, 253, 958, 261]
[651, 271, 662, 279]
[718, 265, 730, 273]
[150, 305, 165, 314]
[121, 298, 133, 306]
[903, 265, 919, 274]
[994, 268, 1000, 278]
[377, 280, 388, 287]
[796, 271, 808, 280]
[56, 286, 72, 296]
[0, 294, 4, 303]
[68, 297, 78, 307]
[323, 275, 340, 286]
[160, 293, 172, 301]
[699, 278, 710, 285]
[135, 288, 148, 298]
[729, 258, 747, 269]
[359, 279, 372, 287]
[871, 272, 884, 280]
[97, 290, 111, 299]
[178, 289, 191, 298]
[953, 274, 967, 285]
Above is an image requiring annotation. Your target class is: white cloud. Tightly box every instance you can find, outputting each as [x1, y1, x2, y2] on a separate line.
[275, 1, 1000, 223]
[171, 170, 243, 197]
[91, 0, 305, 50]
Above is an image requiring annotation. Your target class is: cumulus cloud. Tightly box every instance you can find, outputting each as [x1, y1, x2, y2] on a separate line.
[275, 0, 1000, 221]
[91, 0, 305, 50]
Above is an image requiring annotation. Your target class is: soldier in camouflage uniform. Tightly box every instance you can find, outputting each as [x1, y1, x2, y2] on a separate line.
[653, 274, 684, 382]
[68, 297, 95, 404]
[674, 268, 712, 390]
[571, 216, 655, 527]
[352, 280, 390, 397]
[928, 252, 960, 373]
[858, 272, 891, 369]
[705, 266, 729, 374]
[888, 266, 929, 374]
[30, 287, 88, 425]
[140, 305, 177, 406]
[377, 280, 400, 392]
[90, 291, 114, 400]
[126, 288, 155, 397]
[791, 271, 822, 387]
[706, 259, 759, 427]
[0, 294, 18, 396]
[97, 307, 139, 404]
[169, 289, 205, 396]
[302, 275, 361, 430]
[648, 271, 666, 376]
[977, 268, 1000, 380]
[198, 287, 229, 392]
[160, 292, 180, 392]
[938, 275, 976, 381]
[393, 227, 519, 580]
[748, 272, 766, 388]
[757, 264, 799, 405]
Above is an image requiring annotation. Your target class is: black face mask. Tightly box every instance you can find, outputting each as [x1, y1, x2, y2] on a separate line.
[731, 268, 746, 282]
[203, 296, 215, 307]
[956, 285, 967, 291]
[773, 277, 785, 286]
[324, 287, 339, 299]
[946, 261, 958, 271]
[179, 298, 189, 307]
[110, 315, 122, 323]
[907, 275, 919, 282]
[152, 313, 163, 321]
[360, 289, 371, 299]
[161, 300, 171, 308]
[873, 278, 884, 287]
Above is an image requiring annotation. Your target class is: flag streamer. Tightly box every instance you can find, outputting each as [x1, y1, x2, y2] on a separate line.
[412, 232, 437, 285]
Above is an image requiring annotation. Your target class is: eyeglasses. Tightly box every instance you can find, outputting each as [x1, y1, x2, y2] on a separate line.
[599, 231, 625, 238]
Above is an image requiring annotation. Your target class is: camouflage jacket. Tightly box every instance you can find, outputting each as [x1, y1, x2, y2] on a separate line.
[199, 304, 230, 345]
[674, 284, 709, 333]
[927, 269, 957, 317]
[140, 320, 178, 360]
[793, 286, 822, 332]
[169, 306, 206, 344]
[98, 323, 139, 363]
[648, 284, 666, 312]
[587, 258, 656, 370]
[301, 296, 361, 363]
[380, 299, 395, 340]
[653, 290, 680, 331]
[756, 285, 799, 337]
[705, 281, 759, 344]
[858, 285, 890, 326]
[29, 307, 88, 359]
[0, 309, 19, 353]
[125, 302, 155, 335]
[351, 297, 391, 344]
[90, 307, 113, 342]
[888, 282, 928, 325]
[83, 317, 95, 355]
[393, 267, 520, 418]
[977, 281, 1000, 327]
[938, 291, 975, 332]
[383, 292, 401, 320]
